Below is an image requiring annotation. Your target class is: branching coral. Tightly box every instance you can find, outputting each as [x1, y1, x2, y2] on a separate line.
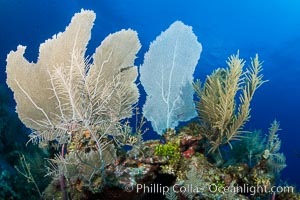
[194, 52, 267, 153]
[263, 120, 286, 173]
[46, 147, 116, 192]
[14, 154, 42, 197]
[227, 130, 265, 167]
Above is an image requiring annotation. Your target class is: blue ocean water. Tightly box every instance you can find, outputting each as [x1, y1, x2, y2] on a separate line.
[0, 0, 299, 189]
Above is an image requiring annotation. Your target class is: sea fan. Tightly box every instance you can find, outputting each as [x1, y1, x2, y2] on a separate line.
[6, 10, 140, 145]
[6, 10, 141, 173]
[140, 21, 202, 135]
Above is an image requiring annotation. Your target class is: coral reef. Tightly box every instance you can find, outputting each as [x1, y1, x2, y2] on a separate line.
[41, 126, 292, 199]
[4, 9, 298, 200]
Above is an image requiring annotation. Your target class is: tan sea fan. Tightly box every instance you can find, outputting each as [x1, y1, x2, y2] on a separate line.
[6, 9, 141, 148]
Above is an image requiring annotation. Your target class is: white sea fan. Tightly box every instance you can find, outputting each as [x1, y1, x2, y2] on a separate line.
[140, 21, 202, 135]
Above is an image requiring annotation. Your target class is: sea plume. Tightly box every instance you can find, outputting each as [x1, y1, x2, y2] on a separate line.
[194, 52, 267, 153]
